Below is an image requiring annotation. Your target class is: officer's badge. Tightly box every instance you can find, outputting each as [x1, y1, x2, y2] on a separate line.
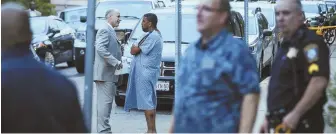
[304, 44, 319, 63]
[286, 47, 298, 59]
[308, 63, 319, 74]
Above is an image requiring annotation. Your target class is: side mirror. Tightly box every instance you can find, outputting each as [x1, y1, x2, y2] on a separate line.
[158, 1, 165, 7]
[263, 29, 272, 37]
[125, 32, 131, 41]
[59, 12, 65, 21]
[80, 16, 87, 23]
[47, 33, 54, 38]
[53, 29, 60, 33]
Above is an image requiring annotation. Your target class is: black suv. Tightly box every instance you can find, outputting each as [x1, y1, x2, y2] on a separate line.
[30, 16, 76, 68]
[115, 7, 245, 106]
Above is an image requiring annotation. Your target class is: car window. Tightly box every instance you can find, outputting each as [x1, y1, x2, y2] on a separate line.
[233, 12, 244, 37]
[259, 8, 275, 28]
[64, 8, 87, 23]
[248, 17, 258, 35]
[258, 14, 268, 29]
[55, 20, 67, 29]
[130, 14, 199, 43]
[30, 18, 48, 34]
[235, 12, 245, 36]
[49, 19, 59, 30]
[302, 4, 319, 14]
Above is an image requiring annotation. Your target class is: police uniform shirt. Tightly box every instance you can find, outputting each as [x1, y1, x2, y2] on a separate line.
[267, 25, 329, 113]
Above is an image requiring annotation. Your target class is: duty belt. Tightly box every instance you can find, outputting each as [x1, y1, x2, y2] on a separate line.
[266, 108, 311, 134]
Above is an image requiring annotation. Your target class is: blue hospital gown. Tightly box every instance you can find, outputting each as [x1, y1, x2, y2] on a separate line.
[124, 31, 163, 111]
[173, 29, 260, 133]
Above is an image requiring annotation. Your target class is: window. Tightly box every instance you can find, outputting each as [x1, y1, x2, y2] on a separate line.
[248, 17, 258, 35]
[302, 4, 319, 14]
[130, 14, 200, 43]
[55, 20, 67, 29]
[30, 18, 47, 34]
[49, 19, 59, 30]
[258, 14, 268, 30]
[64, 8, 87, 23]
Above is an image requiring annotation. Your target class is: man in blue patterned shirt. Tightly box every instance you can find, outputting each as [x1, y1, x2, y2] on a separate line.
[169, 0, 260, 133]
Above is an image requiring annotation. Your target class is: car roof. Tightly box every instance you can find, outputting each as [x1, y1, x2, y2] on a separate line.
[30, 16, 63, 21]
[99, 0, 155, 3]
[61, 6, 87, 12]
[301, 1, 324, 5]
[149, 7, 197, 15]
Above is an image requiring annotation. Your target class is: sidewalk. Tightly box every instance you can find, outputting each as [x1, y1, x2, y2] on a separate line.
[252, 43, 336, 133]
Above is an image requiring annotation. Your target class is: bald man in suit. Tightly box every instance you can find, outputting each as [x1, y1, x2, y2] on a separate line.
[1, 2, 87, 133]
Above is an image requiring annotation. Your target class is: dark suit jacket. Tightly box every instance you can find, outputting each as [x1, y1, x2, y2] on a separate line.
[1, 46, 87, 133]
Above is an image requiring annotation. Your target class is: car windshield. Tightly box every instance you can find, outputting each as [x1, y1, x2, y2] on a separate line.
[235, 10, 258, 35]
[30, 18, 47, 34]
[248, 17, 258, 35]
[130, 14, 200, 43]
[64, 8, 87, 23]
[302, 4, 319, 14]
[260, 8, 275, 28]
[96, 1, 153, 18]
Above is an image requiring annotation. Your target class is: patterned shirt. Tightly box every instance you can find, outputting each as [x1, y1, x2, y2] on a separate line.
[173, 29, 260, 133]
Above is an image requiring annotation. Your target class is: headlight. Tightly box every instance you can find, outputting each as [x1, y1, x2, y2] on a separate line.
[76, 31, 86, 42]
[32, 40, 51, 50]
[43, 40, 52, 45]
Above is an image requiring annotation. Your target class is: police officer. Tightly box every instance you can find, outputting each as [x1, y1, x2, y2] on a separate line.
[260, 0, 329, 133]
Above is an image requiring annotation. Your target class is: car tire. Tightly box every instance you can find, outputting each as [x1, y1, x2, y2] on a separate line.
[75, 57, 84, 73]
[259, 50, 264, 79]
[115, 95, 125, 106]
[67, 61, 75, 67]
[43, 51, 56, 68]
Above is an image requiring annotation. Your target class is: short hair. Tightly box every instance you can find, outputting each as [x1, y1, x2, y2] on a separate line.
[105, 9, 118, 19]
[143, 13, 158, 28]
[218, 0, 231, 12]
[218, 0, 231, 25]
[294, 0, 303, 12]
[2, 2, 32, 49]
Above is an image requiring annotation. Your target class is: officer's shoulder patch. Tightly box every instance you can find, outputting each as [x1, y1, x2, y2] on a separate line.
[303, 43, 319, 63]
[308, 63, 319, 74]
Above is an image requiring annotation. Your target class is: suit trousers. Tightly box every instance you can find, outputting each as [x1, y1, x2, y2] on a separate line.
[95, 81, 116, 133]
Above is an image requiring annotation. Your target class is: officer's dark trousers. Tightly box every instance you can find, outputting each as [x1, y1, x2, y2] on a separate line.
[293, 114, 324, 133]
[268, 114, 324, 133]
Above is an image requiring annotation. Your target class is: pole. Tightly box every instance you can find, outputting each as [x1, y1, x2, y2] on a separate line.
[244, 0, 249, 45]
[83, 0, 96, 132]
[175, 0, 181, 103]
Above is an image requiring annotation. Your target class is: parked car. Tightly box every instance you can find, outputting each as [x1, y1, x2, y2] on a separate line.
[235, 8, 273, 78]
[302, 1, 324, 19]
[29, 16, 76, 68]
[58, 6, 87, 31]
[74, 0, 164, 73]
[115, 7, 246, 106]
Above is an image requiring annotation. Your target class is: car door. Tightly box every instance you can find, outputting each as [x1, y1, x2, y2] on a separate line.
[48, 19, 63, 60]
[55, 19, 74, 62]
[257, 13, 272, 65]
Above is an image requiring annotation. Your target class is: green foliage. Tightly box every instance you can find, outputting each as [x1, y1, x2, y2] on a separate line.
[327, 73, 336, 128]
[1, 0, 56, 16]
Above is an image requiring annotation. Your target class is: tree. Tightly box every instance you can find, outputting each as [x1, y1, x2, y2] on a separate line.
[1, 0, 56, 16]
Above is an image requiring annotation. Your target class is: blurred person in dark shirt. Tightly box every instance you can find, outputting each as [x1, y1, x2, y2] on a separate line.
[1, 2, 87, 133]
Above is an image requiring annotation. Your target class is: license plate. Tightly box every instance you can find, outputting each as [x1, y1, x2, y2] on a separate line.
[156, 81, 169, 91]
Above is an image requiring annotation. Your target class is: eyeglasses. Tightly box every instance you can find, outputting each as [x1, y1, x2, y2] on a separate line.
[195, 5, 223, 12]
